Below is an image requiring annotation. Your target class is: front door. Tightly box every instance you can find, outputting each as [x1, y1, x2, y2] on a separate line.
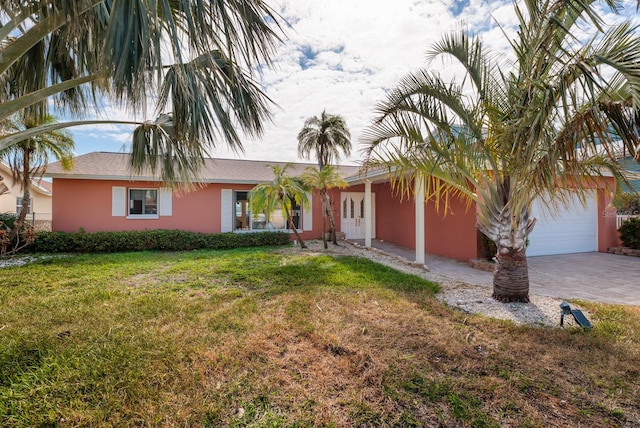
[341, 192, 374, 239]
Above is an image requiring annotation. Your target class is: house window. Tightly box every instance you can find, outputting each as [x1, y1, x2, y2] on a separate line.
[233, 191, 300, 231]
[16, 197, 33, 215]
[128, 189, 158, 216]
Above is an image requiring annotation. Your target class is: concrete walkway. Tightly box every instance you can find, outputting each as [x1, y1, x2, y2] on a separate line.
[349, 239, 640, 305]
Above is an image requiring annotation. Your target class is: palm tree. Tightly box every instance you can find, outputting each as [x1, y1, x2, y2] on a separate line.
[1, 113, 74, 246]
[0, 1, 282, 183]
[249, 164, 310, 249]
[300, 166, 348, 249]
[362, 0, 640, 302]
[297, 111, 351, 243]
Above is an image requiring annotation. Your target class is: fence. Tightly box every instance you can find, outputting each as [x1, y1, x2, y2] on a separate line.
[30, 212, 52, 231]
[1, 212, 52, 231]
[617, 215, 640, 229]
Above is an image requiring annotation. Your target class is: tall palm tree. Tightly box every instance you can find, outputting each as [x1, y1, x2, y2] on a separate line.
[300, 166, 348, 249]
[0, 1, 282, 183]
[249, 164, 310, 249]
[297, 111, 352, 170]
[297, 111, 351, 243]
[362, 0, 640, 302]
[1, 113, 74, 245]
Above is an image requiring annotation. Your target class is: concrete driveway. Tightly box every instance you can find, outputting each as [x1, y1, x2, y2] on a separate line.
[356, 240, 640, 305]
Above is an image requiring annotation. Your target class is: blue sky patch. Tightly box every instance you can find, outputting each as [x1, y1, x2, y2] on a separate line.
[298, 45, 318, 69]
[450, 0, 470, 17]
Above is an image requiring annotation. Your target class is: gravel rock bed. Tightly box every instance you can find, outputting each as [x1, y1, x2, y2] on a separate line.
[0, 254, 65, 268]
[284, 240, 569, 328]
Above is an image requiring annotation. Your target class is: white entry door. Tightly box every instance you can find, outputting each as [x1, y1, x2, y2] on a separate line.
[341, 192, 375, 239]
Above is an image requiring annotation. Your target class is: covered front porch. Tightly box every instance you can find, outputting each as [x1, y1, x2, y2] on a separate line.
[339, 173, 478, 264]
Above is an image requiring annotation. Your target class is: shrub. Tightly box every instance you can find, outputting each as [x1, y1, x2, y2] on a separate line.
[479, 232, 497, 261]
[28, 229, 291, 253]
[619, 217, 640, 250]
[0, 212, 36, 256]
[614, 192, 640, 215]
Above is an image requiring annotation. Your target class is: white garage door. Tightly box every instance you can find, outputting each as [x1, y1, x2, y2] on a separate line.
[527, 192, 597, 257]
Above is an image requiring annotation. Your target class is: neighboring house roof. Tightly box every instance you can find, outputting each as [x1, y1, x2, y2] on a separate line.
[37, 180, 52, 192]
[44, 152, 363, 184]
[0, 161, 52, 196]
[620, 156, 640, 192]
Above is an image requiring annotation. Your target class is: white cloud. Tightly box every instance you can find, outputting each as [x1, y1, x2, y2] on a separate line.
[68, 0, 640, 166]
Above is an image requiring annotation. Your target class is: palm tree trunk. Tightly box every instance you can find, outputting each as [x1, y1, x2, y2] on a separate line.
[326, 193, 339, 245]
[321, 193, 328, 249]
[479, 196, 535, 303]
[492, 248, 530, 303]
[8, 150, 32, 243]
[284, 205, 306, 248]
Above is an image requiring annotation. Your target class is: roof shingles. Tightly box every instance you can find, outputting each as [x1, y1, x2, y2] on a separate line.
[45, 152, 362, 183]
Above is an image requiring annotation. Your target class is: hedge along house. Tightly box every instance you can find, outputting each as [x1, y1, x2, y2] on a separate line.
[45, 152, 620, 262]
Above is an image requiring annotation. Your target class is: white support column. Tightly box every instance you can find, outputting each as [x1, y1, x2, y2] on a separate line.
[415, 174, 425, 264]
[364, 180, 372, 248]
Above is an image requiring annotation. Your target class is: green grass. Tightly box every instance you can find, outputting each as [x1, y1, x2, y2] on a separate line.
[1, 247, 639, 427]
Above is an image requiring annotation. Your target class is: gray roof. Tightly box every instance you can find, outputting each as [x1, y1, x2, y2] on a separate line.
[45, 152, 363, 184]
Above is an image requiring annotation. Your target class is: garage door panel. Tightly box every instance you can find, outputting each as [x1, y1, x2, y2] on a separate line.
[527, 192, 597, 257]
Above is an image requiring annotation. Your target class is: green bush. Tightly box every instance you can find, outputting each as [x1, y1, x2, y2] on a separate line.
[28, 229, 291, 253]
[1, 212, 36, 256]
[614, 192, 640, 215]
[479, 232, 497, 261]
[619, 217, 640, 250]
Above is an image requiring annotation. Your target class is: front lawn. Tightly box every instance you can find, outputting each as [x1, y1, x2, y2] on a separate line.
[1, 247, 639, 427]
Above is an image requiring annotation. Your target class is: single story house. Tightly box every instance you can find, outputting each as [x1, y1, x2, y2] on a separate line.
[45, 151, 619, 262]
[0, 161, 53, 222]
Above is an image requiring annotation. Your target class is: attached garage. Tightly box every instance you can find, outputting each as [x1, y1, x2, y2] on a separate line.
[527, 191, 598, 256]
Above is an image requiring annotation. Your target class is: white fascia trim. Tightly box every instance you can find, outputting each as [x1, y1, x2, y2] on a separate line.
[43, 173, 265, 185]
[45, 174, 162, 181]
[345, 166, 396, 185]
[29, 183, 52, 196]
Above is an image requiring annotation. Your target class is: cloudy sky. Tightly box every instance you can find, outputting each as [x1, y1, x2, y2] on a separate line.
[69, 0, 640, 166]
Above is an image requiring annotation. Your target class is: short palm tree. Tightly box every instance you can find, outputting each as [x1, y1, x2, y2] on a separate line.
[300, 166, 348, 249]
[363, 0, 640, 302]
[297, 111, 351, 243]
[1, 113, 74, 246]
[249, 164, 310, 249]
[0, 1, 282, 183]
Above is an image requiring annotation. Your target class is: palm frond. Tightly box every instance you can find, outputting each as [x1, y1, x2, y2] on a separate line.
[297, 110, 351, 169]
[362, 0, 640, 247]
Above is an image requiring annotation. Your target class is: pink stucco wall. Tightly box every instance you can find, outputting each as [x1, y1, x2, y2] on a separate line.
[597, 179, 619, 251]
[52, 179, 233, 233]
[425, 196, 479, 261]
[348, 182, 479, 262]
[301, 191, 328, 241]
[52, 176, 620, 258]
[52, 178, 328, 239]
[342, 178, 618, 261]
[373, 182, 416, 249]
